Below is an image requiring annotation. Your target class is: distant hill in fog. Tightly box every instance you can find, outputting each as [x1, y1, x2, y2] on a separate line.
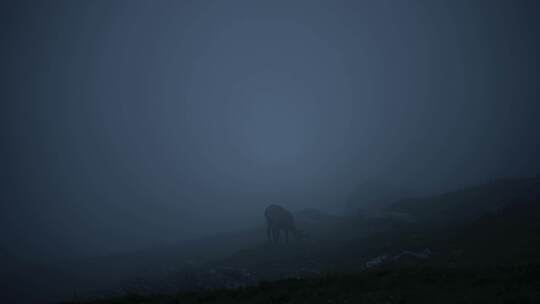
[388, 176, 540, 223]
[344, 180, 417, 214]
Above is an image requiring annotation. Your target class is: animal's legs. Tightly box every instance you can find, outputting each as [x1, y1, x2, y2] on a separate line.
[267, 223, 272, 242]
[272, 228, 280, 243]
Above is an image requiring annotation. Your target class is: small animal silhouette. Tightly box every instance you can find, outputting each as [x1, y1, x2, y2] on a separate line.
[264, 204, 299, 243]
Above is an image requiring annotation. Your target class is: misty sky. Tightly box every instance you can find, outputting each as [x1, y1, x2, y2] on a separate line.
[1, 0, 539, 260]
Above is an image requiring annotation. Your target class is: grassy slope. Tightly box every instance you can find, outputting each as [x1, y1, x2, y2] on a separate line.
[63, 177, 540, 303]
[71, 265, 540, 304]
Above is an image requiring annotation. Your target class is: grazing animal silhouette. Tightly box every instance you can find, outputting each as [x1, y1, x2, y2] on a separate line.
[264, 204, 299, 243]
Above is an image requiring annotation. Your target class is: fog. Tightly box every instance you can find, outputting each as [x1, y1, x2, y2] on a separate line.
[1, 0, 539, 263]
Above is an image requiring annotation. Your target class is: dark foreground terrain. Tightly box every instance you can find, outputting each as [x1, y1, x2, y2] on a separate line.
[69, 264, 540, 304]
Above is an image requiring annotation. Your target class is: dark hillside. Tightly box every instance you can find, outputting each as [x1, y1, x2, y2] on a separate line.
[14, 177, 540, 303]
[389, 177, 540, 224]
